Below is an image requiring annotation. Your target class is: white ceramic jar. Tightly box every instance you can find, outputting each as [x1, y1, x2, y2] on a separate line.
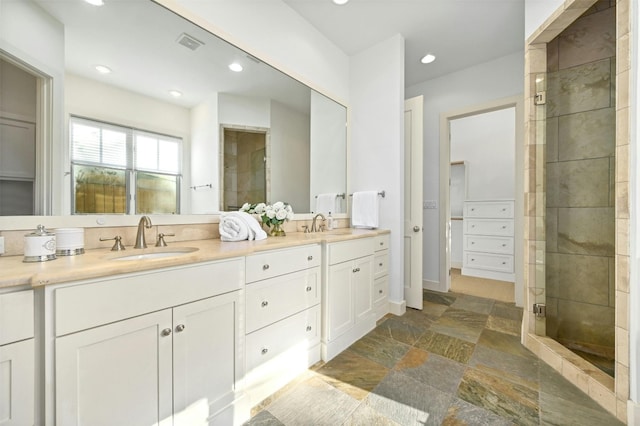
[55, 228, 85, 256]
[23, 225, 56, 262]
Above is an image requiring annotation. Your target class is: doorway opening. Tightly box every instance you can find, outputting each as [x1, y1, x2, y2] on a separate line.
[220, 126, 268, 211]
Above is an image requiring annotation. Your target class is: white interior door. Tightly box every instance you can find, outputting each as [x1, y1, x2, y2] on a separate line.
[404, 96, 424, 310]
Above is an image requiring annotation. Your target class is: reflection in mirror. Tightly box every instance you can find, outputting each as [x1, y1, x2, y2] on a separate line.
[0, 0, 347, 216]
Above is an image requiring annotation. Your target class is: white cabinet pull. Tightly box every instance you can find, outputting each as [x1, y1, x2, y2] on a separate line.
[306, 326, 312, 331]
[161, 328, 172, 337]
[263, 264, 270, 270]
[307, 255, 313, 261]
[261, 348, 268, 355]
[306, 286, 312, 292]
[175, 324, 186, 332]
[261, 301, 269, 307]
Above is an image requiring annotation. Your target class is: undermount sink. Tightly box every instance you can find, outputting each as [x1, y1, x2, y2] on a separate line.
[109, 247, 199, 261]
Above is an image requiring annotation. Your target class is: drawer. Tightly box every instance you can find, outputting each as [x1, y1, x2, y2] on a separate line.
[374, 251, 389, 279]
[0, 290, 34, 345]
[463, 252, 513, 273]
[373, 276, 388, 306]
[246, 267, 320, 333]
[55, 258, 244, 337]
[464, 219, 513, 237]
[246, 244, 320, 283]
[327, 238, 374, 265]
[246, 305, 320, 371]
[464, 200, 514, 218]
[374, 234, 390, 252]
[463, 235, 513, 255]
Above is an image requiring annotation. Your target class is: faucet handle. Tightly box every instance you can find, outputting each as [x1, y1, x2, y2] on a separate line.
[100, 236, 126, 251]
[155, 233, 175, 247]
[301, 225, 310, 234]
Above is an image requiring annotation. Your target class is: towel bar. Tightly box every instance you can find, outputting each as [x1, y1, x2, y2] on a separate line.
[314, 193, 346, 199]
[349, 190, 385, 198]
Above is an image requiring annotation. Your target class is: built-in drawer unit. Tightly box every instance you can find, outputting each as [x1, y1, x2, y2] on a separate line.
[373, 276, 388, 308]
[327, 237, 374, 265]
[374, 234, 390, 251]
[246, 244, 320, 283]
[245, 267, 320, 333]
[374, 252, 389, 279]
[0, 289, 34, 345]
[463, 200, 515, 282]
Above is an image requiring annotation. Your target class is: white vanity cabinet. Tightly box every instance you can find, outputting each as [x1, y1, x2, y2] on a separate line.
[462, 200, 515, 282]
[0, 290, 35, 426]
[50, 259, 246, 426]
[244, 244, 321, 406]
[373, 234, 390, 320]
[322, 237, 375, 361]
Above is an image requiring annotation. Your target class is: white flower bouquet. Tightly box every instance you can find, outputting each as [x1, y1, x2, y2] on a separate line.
[240, 201, 294, 236]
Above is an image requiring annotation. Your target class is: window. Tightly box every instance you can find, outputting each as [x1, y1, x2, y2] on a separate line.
[70, 116, 181, 214]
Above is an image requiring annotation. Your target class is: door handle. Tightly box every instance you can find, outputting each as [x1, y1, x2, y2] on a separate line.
[413, 226, 420, 232]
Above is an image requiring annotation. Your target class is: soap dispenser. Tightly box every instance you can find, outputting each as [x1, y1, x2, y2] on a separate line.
[327, 212, 334, 230]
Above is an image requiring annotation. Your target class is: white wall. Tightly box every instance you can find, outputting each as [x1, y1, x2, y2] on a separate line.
[525, 0, 564, 40]
[350, 34, 405, 304]
[0, 0, 65, 215]
[160, 0, 349, 105]
[270, 100, 310, 212]
[405, 51, 524, 287]
[190, 94, 220, 214]
[450, 107, 516, 200]
[310, 90, 347, 214]
[218, 93, 270, 128]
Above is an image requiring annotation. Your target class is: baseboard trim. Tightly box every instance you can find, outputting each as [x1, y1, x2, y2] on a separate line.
[628, 400, 639, 424]
[388, 299, 406, 316]
[423, 279, 442, 291]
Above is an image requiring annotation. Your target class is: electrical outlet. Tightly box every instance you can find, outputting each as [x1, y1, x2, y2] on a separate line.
[423, 200, 437, 209]
[0, 236, 4, 255]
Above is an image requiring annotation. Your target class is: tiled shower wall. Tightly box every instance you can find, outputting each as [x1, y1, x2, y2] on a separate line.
[523, 0, 631, 421]
[545, 4, 616, 358]
[223, 130, 267, 210]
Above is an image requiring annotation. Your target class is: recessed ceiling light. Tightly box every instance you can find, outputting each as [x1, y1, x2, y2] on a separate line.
[420, 54, 436, 64]
[95, 65, 112, 74]
[169, 90, 182, 98]
[228, 63, 243, 72]
[84, 0, 104, 6]
[333, 0, 349, 4]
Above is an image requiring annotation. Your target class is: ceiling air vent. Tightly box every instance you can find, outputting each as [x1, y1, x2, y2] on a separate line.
[176, 33, 204, 51]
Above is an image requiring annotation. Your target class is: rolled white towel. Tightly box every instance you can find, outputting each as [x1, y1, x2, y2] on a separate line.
[219, 211, 267, 242]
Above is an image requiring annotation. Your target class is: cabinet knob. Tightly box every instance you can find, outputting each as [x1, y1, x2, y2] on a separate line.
[379, 242, 384, 246]
[306, 326, 312, 331]
[413, 226, 420, 232]
[161, 328, 172, 337]
[502, 226, 506, 229]
[471, 208, 475, 211]
[261, 300, 269, 307]
[471, 241, 475, 244]
[471, 258, 475, 262]
[307, 255, 313, 261]
[175, 324, 186, 332]
[502, 262, 506, 265]
[353, 267, 360, 273]
[306, 286, 312, 292]
[471, 225, 475, 228]
[379, 262, 383, 267]
[263, 264, 270, 270]
[261, 348, 269, 355]
[379, 289, 383, 294]
[502, 243, 506, 247]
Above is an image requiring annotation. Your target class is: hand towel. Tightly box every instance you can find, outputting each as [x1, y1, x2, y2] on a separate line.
[219, 211, 267, 241]
[351, 191, 379, 229]
[315, 193, 337, 215]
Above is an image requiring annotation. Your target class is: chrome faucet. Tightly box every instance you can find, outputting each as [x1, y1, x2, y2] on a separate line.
[134, 216, 152, 249]
[310, 213, 326, 232]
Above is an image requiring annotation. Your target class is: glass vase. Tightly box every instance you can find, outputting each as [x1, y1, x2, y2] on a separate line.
[269, 222, 286, 237]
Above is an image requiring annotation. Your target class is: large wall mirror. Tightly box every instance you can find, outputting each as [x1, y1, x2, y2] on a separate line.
[0, 0, 347, 218]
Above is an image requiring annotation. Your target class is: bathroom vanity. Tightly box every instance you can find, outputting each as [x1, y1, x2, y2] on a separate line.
[0, 228, 389, 426]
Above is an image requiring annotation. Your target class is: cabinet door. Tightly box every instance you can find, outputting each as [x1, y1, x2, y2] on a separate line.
[326, 261, 355, 341]
[56, 310, 173, 426]
[353, 256, 374, 323]
[173, 292, 240, 426]
[0, 339, 34, 426]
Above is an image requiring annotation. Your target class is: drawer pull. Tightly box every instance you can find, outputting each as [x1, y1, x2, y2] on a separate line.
[306, 326, 312, 331]
[263, 264, 270, 270]
[471, 225, 475, 228]
[502, 262, 507, 265]
[502, 243, 507, 247]
[471, 241, 475, 244]
[380, 242, 384, 246]
[261, 301, 269, 307]
[175, 324, 186, 333]
[307, 255, 313, 261]
[261, 348, 269, 355]
[379, 289, 383, 294]
[161, 328, 172, 337]
[306, 286, 312, 292]
[502, 226, 506, 229]
[379, 262, 383, 267]
[471, 208, 475, 211]
[471, 258, 475, 262]
[502, 208, 507, 211]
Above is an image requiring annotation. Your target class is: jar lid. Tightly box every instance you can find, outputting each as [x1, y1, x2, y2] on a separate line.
[26, 224, 55, 237]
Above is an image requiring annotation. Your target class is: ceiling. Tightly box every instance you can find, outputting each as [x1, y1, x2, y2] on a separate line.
[282, 0, 525, 87]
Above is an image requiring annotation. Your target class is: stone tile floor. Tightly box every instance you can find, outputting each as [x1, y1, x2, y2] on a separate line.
[246, 290, 623, 425]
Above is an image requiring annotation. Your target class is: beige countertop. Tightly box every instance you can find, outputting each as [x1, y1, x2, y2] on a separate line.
[0, 228, 389, 289]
